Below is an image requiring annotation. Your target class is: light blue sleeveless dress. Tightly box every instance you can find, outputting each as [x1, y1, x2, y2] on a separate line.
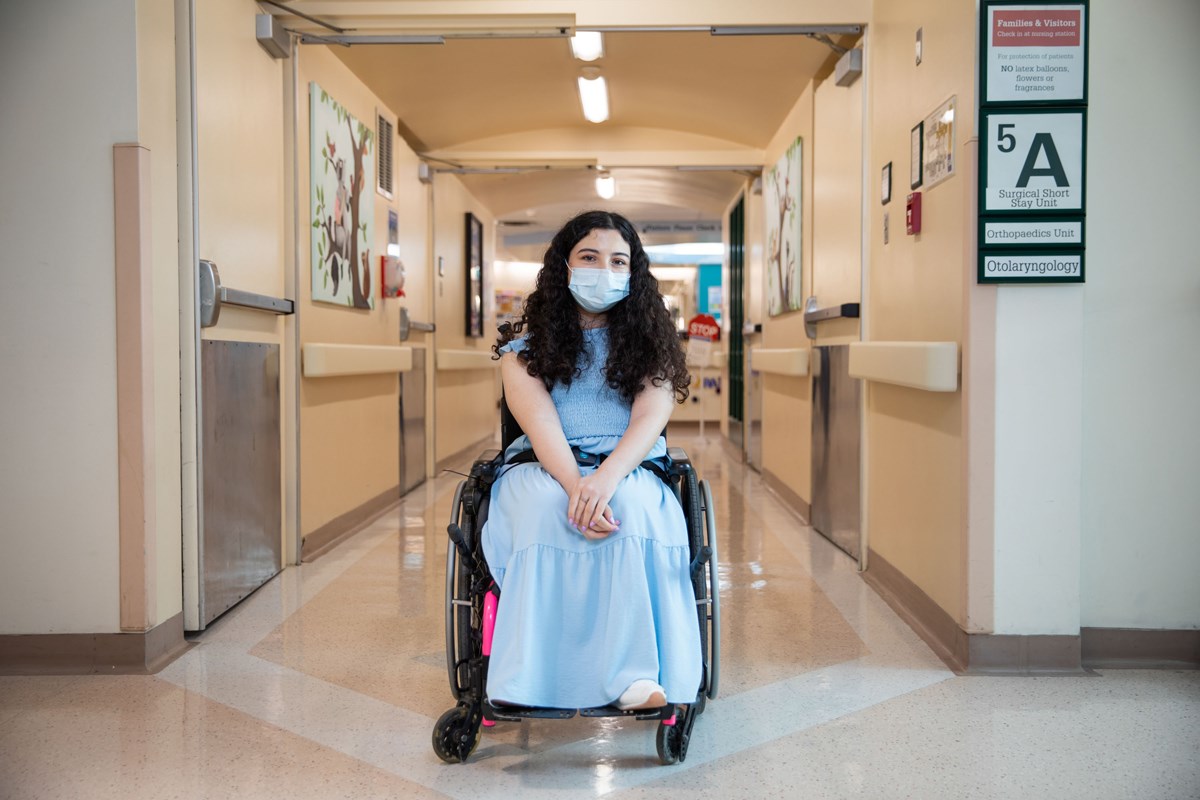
[481, 327, 703, 708]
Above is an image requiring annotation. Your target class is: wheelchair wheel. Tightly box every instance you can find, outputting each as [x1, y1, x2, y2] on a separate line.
[444, 481, 468, 700]
[656, 720, 682, 765]
[432, 706, 482, 764]
[700, 478, 721, 700]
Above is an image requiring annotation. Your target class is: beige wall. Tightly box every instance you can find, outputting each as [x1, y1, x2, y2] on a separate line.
[811, 75, 863, 347]
[196, 0, 287, 336]
[1079, 0, 1200, 630]
[758, 84, 815, 505]
[754, 66, 864, 510]
[864, 0, 975, 623]
[0, 0, 138, 634]
[432, 174, 501, 462]
[297, 45, 430, 534]
[137, 0, 183, 625]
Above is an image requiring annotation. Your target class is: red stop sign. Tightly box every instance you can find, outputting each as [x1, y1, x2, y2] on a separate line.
[687, 314, 720, 342]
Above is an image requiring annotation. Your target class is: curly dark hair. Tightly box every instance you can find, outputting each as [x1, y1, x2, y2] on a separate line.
[493, 210, 690, 403]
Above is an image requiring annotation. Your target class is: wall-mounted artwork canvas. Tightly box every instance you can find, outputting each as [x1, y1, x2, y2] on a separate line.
[310, 82, 375, 309]
[465, 213, 484, 337]
[765, 136, 803, 316]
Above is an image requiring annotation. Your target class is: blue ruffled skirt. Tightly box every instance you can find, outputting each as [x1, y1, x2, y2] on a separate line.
[481, 435, 703, 708]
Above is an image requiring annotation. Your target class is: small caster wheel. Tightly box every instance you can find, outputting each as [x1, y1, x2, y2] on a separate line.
[432, 706, 482, 764]
[656, 720, 681, 765]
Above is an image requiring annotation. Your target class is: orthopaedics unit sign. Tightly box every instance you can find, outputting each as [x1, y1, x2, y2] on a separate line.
[984, 4, 1086, 104]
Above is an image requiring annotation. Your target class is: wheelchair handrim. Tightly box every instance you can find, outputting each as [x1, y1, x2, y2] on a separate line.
[701, 478, 720, 700]
[445, 480, 466, 702]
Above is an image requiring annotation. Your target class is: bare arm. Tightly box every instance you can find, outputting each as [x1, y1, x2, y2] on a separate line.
[568, 379, 674, 532]
[500, 351, 580, 493]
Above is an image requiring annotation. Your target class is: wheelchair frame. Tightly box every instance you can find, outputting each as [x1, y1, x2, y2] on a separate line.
[432, 418, 721, 765]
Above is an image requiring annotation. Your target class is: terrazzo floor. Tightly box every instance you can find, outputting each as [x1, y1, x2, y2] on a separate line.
[2, 430, 1197, 799]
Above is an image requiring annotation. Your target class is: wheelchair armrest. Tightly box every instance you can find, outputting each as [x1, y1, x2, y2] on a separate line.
[666, 446, 691, 467]
[470, 449, 506, 482]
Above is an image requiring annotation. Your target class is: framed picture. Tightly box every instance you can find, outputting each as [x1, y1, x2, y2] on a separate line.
[310, 82, 375, 309]
[922, 96, 956, 190]
[881, 161, 892, 205]
[464, 212, 484, 338]
[765, 136, 804, 317]
[910, 121, 924, 189]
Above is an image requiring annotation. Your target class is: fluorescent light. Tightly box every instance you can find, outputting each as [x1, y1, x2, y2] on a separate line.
[494, 260, 543, 285]
[595, 173, 615, 199]
[650, 266, 699, 282]
[570, 31, 604, 61]
[645, 243, 725, 257]
[644, 242, 725, 265]
[577, 73, 609, 123]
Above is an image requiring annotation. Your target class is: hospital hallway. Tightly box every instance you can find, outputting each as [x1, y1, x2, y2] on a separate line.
[2, 428, 1196, 800]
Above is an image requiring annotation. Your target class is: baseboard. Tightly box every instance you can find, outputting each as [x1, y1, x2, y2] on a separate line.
[862, 548, 1085, 675]
[1081, 627, 1200, 669]
[861, 546, 970, 672]
[301, 484, 401, 562]
[761, 468, 811, 523]
[0, 612, 189, 676]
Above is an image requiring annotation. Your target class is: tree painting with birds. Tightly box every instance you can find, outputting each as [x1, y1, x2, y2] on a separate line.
[310, 82, 375, 309]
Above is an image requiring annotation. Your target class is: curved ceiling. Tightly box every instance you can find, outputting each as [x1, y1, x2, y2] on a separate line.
[330, 32, 834, 153]
[280, 10, 853, 243]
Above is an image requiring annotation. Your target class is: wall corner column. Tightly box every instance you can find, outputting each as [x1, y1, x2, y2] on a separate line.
[113, 143, 157, 632]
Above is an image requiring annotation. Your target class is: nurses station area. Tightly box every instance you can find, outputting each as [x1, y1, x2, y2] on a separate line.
[1, 1, 1198, 797]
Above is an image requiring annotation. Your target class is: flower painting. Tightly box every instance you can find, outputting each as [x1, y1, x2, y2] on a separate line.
[765, 137, 803, 316]
[311, 82, 374, 309]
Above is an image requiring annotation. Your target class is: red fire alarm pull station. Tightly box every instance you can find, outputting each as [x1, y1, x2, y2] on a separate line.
[906, 191, 922, 235]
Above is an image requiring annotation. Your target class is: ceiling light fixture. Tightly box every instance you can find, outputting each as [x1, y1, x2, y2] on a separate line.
[644, 242, 726, 264]
[570, 31, 604, 61]
[577, 68, 609, 123]
[595, 171, 616, 200]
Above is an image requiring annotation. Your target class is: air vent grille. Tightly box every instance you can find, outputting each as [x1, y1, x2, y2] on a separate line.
[376, 112, 394, 198]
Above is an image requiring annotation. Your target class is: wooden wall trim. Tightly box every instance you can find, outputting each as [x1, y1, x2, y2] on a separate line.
[762, 467, 811, 523]
[863, 548, 1086, 675]
[301, 484, 401, 562]
[1081, 627, 1200, 669]
[113, 143, 156, 632]
[0, 613, 188, 675]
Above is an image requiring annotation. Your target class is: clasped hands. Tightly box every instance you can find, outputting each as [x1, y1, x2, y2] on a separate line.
[566, 468, 620, 540]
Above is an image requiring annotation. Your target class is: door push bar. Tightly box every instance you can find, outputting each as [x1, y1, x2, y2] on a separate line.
[199, 259, 295, 328]
[399, 306, 436, 341]
[803, 296, 860, 340]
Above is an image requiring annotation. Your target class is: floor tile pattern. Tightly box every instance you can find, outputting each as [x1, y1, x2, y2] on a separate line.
[2, 431, 1196, 799]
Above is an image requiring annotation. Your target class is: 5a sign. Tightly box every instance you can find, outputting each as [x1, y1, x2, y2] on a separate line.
[981, 108, 1085, 215]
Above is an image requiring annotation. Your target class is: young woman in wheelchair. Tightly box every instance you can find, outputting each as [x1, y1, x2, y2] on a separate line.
[483, 209, 702, 712]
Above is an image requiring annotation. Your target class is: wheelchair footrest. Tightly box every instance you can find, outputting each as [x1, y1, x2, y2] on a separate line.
[485, 701, 675, 722]
[486, 703, 576, 721]
[580, 704, 676, 721]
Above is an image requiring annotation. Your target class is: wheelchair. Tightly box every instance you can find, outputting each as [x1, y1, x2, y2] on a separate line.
[432, 398, 721, 765]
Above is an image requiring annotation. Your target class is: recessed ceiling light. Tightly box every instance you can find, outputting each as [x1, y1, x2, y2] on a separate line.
[570, 31, 604, 61]
[577, 71, 609, 123]
[595, 172, 616, 199]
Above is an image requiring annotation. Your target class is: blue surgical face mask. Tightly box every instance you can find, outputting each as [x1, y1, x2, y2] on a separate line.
[567, 261, 631, 313]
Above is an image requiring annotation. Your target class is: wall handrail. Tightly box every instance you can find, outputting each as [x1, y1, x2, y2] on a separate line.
[749, 347, 810, 377]
[848, 341, 959, 392]
[199, 259, 294, 328]
[437, 349, 500, 371]
[302, 343, 414, 377]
